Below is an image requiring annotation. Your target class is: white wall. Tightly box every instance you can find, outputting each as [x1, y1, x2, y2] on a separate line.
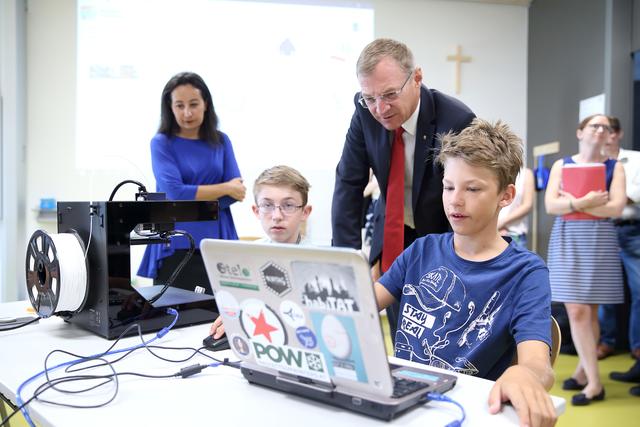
[375, 0, 528, 139]
[0, 0, 27, 302]
[10, 0, 528, 300]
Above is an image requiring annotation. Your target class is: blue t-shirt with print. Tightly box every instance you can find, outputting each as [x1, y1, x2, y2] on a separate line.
[379, 233, 551, 381]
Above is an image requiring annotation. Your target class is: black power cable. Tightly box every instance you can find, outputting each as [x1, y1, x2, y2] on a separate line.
[145, 230, 195, 305]
[0, 317, 41, 332]
[1, 313, 240, 427]
[108, 179, 147, 202]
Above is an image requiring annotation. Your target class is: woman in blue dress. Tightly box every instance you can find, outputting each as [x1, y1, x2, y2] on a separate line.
[138, 72, 246, 293]
[545, 114, 626, 406]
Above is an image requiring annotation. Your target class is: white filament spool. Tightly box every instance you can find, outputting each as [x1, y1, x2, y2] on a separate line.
[25, 230, 89, 318]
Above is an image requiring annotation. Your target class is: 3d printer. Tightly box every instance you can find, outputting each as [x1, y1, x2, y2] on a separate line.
[25, 185, 220, 339]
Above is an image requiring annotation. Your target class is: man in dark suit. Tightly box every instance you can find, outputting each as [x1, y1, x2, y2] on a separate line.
[332, 38, 475, 338]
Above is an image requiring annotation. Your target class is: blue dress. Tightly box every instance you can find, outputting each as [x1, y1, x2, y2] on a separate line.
[547, 157, 623, 304]
[137, 132, 241, 278]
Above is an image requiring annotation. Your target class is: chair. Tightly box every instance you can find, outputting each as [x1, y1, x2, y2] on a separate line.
[239, 236, 261, 241]
[550, 315, 562, 367]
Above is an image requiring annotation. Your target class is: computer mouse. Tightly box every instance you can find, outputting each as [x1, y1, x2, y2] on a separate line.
[202, 334, 230, 351]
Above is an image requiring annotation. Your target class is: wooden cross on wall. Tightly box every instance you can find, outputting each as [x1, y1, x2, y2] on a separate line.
[446, 45, 472, 94]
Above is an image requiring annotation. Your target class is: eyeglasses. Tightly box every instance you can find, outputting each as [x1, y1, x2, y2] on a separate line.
[358, 71, 413, 109]
[258, 202, 304, 215]
[587, 123, 612, 133]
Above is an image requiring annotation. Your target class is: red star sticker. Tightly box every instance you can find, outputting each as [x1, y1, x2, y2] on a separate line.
[250, 309, 278, 342]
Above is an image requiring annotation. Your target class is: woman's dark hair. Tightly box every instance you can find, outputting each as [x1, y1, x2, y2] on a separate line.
[158, 71, 220, 144]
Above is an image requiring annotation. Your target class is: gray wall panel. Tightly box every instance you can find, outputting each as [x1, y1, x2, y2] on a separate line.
[528, 0, 607, 260]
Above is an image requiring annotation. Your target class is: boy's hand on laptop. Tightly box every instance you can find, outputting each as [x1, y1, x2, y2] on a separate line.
[209, 316, 226, 338]
[488, 365, 557, 427]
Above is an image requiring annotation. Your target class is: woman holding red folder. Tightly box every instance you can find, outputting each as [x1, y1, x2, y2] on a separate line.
[545, 114, 627, 406]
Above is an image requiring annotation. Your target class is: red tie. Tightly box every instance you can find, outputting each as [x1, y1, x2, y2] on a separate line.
[382, 128, 405, 272]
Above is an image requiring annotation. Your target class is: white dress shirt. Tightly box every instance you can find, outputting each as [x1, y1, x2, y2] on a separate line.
[399, 99, 420, 229]
[618, 147, 640, 219]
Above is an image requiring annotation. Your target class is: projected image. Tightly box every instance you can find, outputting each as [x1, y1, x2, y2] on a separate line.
[77, 0, 373, 244]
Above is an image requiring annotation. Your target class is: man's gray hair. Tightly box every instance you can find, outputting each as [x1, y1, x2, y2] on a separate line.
[356, 38, 415, 77]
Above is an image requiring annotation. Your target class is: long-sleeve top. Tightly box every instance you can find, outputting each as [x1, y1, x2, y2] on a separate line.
[137, 132, 241, 278]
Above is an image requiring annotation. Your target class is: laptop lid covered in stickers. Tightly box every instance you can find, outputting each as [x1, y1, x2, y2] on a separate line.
[200, 239, 396, 399]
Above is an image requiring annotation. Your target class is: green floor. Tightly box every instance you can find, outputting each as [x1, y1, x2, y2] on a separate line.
[552, 352, 639, 427]
[381, 315, 639, 426]
[0, 397, 28, 427]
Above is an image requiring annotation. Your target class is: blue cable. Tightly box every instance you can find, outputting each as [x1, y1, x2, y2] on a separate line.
[426, 392, 466, 427]
[15, 308, 179, 427]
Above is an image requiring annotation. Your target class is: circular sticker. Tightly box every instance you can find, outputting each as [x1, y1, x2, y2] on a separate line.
[295, 326, 317, 349]
[215, 290, 240, 319]
[279, 300, 306, 328]
[230, 334, 251, 358]
[240, 298, 287, 345]
[321, 314, 351, 359]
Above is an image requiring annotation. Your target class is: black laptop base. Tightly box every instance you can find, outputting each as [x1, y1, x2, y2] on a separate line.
[241, 366, 456, 421]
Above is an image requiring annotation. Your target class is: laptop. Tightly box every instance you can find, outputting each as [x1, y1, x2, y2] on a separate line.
[200, 239, 457, 420]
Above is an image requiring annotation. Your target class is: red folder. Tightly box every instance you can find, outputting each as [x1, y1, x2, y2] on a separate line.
[561, 163, 606, 220]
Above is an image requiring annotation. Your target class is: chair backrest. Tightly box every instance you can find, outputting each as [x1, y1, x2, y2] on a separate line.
[239, 236, 262, 241]
[550, 315, 562, 367]
[511, 315, 562, 367]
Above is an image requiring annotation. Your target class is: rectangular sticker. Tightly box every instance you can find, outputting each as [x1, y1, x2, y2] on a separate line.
[252, 342, 330, 383]
[293, 261, 360, 312]
[310, 312, 368, 383]
[220, 281, 259, 291]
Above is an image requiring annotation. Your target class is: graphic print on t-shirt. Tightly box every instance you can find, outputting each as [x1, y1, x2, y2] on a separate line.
[457, 290, 502, 347]
[394, 266, 503, 376]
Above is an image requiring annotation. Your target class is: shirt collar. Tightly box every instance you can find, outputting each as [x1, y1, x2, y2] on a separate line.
[401, 98, 420, 136]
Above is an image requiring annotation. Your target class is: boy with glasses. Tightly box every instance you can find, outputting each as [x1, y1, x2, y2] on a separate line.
[208, 165, 312, 338]
[252, 165, 312, 244]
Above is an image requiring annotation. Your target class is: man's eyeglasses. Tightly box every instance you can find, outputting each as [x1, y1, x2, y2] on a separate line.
[358, 71, 413, 109]
[258, 202, 304, 215]
[587, 123, 612, 133]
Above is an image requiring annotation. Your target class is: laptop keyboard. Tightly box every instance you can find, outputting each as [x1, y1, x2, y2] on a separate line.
[391, 377, 430, 398]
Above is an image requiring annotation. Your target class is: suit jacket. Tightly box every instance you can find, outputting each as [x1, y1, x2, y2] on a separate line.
[331, 85, 475, 264]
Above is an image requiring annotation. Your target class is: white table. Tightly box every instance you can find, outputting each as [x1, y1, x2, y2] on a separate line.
[0, 300, 565, 427]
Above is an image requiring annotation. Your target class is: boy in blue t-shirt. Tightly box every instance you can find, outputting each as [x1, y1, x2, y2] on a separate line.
[375, 119, 556, 426]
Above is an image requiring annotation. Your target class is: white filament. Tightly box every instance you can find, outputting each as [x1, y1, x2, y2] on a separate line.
[48, 233, 88, 313]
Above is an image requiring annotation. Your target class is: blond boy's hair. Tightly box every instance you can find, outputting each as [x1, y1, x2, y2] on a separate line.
[437, 118, 523, 191]
[253, 165, 311, 205]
